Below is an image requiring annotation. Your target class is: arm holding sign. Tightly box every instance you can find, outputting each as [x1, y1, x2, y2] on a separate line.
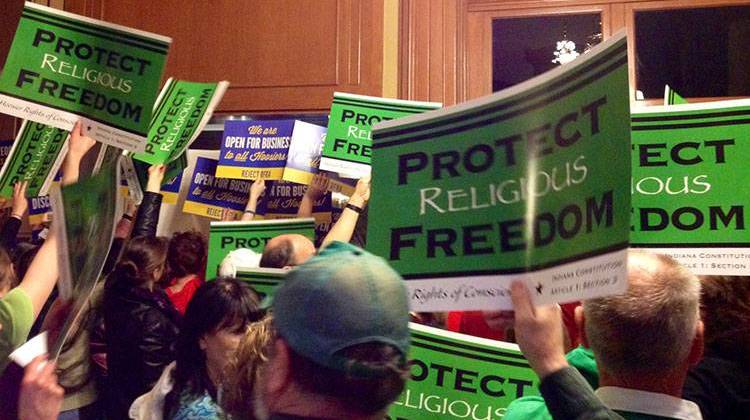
[320, 176, 369, 249]
[61, 122, 95, 186]
[0, 181, 29, 249]
[241, 180, 266, 221]
[10, 181, 28, 220]
[132, 165, 164, 238]
[297, 174, 328, 218]
[511, 282, 623, 420]
[17, 124, 95, 319]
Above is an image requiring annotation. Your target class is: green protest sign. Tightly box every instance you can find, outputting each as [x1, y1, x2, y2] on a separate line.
[206, 218, 315, 278]
[133, 78, 228, 165]
[368, 33, 631, 311]
[387, 323, 539, 420]
[234, 268, 286, 299]
[50, 156, 121, 356]
[319, 92, 441, 178]
[631, 99, 750, 275]
[0, 2, 171, 152]
[0, 120, 69, 198]
[664, 85, 688, 105]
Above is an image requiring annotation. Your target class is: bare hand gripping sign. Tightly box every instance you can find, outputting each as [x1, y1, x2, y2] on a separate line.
[0, 2, 171, 152]
[368, 33, 631, 311]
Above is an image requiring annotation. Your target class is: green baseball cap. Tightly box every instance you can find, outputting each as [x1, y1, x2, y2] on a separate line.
[272, 241, 410, 376]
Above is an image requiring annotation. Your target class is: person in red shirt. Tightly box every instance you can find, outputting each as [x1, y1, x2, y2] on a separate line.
[165, 231, 207, 315]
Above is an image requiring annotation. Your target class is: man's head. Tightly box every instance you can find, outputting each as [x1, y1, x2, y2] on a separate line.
[259, 242, 410, 418]
[259, 234, 315, 268]
[580, 251, 702, 384]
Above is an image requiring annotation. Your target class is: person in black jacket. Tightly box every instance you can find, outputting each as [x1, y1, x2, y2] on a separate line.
[103, 235, 181, 420]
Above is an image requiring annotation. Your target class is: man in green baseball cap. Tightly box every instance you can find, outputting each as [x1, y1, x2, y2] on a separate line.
[257, 241, 411, 420]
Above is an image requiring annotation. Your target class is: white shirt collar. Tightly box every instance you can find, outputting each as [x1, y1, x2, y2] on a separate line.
[595, 386, 702, 420]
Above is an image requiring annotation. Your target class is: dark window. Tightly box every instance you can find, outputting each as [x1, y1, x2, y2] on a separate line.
[635, 6, 750, 99]
[492, 14, 602, 92]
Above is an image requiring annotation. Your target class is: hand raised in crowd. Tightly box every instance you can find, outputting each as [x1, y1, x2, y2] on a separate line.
[297, 174, 329, 218]
[348, 175, 371, 208]
[221, 208, 239, 221]
[510, 281, 569, 379]
[146, 164, 166, 193]
[11, 181, 29, 219]
[249, 179, 266, 201]
[62, 121, 97, 186]
[241, 179, 265, 221]
[306, 173, 329, 200]
[18, 356, 64, 420]
[67, 121, 96, 161]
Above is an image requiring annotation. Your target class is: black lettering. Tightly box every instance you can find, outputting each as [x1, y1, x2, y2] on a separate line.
[340, 109, 355, 123]
[427, 228, 457, 258]
[639, 143, 667, 167]
[508, 378, 534, 398]
[555, 112, 581, 147]
[480, 375, 506, 397]
[463, 144, 494, 173]
[463, 224, 494, 256]
[709, 205, 744, 230]
[398, 152, 427, 185]
[408, 359, 428, 381]
[534, 212, 556, 246]
[704, 139, 734, 164]
[672, 207, 703, 231]
[390, 226, 422, 260]
[15, 69, 39, 89]
[671, 142, 702, 165]
[432, 151, 460, 180]
[640, 207, 669, 231]
[558, 204, 583, 239]
[581, 96, 607, 135]
[499, 219, 524, 252]
[32, 29, 56, 47]
[454, 369, 478, 393]
[431, 363, 452, 387]
[587, 190, 613, 231]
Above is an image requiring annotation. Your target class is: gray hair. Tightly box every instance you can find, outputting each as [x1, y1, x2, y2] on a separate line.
[583, 250, 700, 378]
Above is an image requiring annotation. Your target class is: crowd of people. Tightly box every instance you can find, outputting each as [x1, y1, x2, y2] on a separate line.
[0, 121, 747, 420]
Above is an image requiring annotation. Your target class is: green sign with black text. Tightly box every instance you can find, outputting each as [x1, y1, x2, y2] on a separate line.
[368, 33, 631, 311]
[0, 120, 68, 198]
[0, 2, 171, 151]
[631, 99, 750, 275]
[319, 92, 441, 178]
[133, 79, 227, 165]
[387, 323, 539, 420]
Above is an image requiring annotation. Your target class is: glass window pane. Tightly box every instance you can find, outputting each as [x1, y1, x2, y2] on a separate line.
[635, 6, 750, 99]
[492, 14, 602, 92]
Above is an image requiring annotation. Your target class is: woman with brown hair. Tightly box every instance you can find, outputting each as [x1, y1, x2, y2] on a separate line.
[103, 236, 181, 420]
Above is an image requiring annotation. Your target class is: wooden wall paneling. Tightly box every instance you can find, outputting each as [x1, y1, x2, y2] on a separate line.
[399, 0, 464, 105]
[64, 0, 384, 113]
[465, 10, 489, 100]
[0, 0, 24, 139]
